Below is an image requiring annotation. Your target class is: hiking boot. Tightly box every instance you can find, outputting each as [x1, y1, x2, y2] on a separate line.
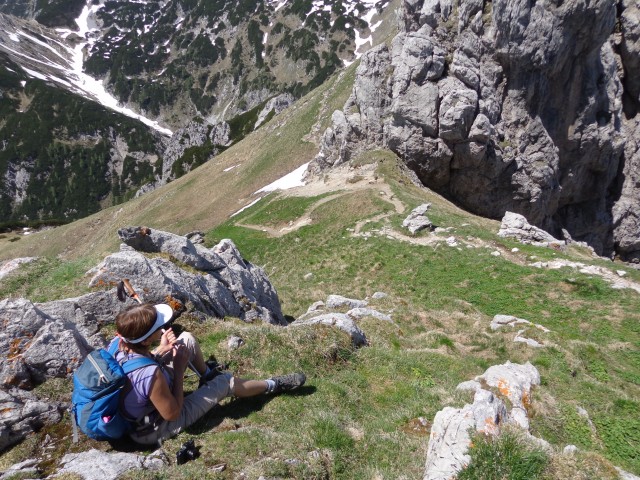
[269, 372, 306, 393]
[198, 360, 227, 388]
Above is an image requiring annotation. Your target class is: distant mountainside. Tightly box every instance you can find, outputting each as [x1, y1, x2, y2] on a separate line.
[0, 0, 394, 128]
[0, 52, 164, 224]
[0, 0, 85, 29]
[0, 0, 397, 226]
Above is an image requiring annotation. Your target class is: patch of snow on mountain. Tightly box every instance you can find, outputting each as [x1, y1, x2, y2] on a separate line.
[8, 33, 20, 42]
[272, 0, 288, 12]
[21, 67, 47, 81]
[255, 162, 309, 194]
[50, 3, 173, 136]
[263, 31, 269, 57]
[231, 196, 264, 217]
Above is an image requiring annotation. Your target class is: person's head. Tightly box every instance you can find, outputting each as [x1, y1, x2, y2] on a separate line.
[116, 303, 173, 351]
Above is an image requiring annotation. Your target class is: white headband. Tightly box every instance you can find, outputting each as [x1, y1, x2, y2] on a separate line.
[123, 304, 174, 344]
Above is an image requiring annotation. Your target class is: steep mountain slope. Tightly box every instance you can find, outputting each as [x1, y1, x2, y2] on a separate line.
[0, 0, 86, 29]
[0, 0, 397, 129]
[0, 0, 398, 225]
[0, 61, 357, 260]
[74, 0, 394, 128]
[0, 53, 165, 225]
[0, 32, 639, 477]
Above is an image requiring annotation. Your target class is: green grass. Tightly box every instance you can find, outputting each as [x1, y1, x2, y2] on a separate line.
[1, 123, 639, 477]
[0, 257, 96, 302]
[240, 192, 334, 227]
[458, 431, 548, 480]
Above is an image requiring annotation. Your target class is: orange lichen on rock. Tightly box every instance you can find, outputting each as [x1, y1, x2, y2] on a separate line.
[482, 417, 500, 435]
[8, 338, 26, 360]
[521, 389, 531, 411]
[497, 378, 511, 398]
[164, 295, 184, 312]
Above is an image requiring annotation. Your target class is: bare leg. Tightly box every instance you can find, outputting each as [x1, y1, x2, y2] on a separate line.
[177, 332, 207, 375]
[232, 378, 268, 397]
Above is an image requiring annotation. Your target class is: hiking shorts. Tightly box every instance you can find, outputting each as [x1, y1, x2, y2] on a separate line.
[129, 372, 234, 446]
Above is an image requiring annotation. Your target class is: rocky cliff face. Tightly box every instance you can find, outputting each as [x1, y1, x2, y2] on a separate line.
[313, 0, 640, 261]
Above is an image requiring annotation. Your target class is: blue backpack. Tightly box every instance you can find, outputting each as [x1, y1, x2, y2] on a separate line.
[71, 340, 157, 441]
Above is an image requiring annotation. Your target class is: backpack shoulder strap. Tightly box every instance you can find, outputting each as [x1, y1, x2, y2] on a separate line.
[107, 337, 157, 374]
[122, 355, 157, 374]
[107, 337, 120, 356]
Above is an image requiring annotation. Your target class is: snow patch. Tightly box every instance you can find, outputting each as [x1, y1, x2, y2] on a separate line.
[231, 197, 264, 217]
[255, 162, 309, 194]
[8, 32, 20, 42]
[32, 4, 174, 136]
[272, 0, 288, 12]
[21, 67, 48, 81]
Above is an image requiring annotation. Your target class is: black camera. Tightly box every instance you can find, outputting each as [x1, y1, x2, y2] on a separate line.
[176, 439, 198, 465]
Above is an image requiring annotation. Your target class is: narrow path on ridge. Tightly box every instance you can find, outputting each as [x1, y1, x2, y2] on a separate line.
[236, 164, 406, 238]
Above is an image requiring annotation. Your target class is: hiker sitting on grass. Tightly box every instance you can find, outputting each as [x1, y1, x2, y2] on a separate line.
[110, 302, 306, 446]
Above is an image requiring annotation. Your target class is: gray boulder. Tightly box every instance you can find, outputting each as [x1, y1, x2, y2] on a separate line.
[479, 361, 540, 429]
[0, 458, 39, 479]
[91, 233, 285, 325]
[402, 203, 433, 234]
[55, 448, 167, 480]
[291, 312, 368, 347]
[0, 257, 37, 280]
[424, 389, 508, 480]
[0, 298, 94, 389]
[490, 314, 531, 330]
[117, 226, 226, 272]
[0, 388, 62, 452]
[314, 110, 357, 170]
[346, 308, 393, 323]
[325, 294, 368, 310]
[424, 361, 542, 479]
[497, 211, 562, 246]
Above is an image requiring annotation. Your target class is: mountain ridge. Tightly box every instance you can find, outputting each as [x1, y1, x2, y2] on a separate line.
[0, 0, 398, 227]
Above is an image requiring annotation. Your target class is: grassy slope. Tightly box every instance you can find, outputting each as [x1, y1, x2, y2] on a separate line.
[1, 69, 639, 479]
[0, 63, 357, 265]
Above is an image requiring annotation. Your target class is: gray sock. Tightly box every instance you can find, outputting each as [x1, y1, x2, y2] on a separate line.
[265, 379, 276, 393]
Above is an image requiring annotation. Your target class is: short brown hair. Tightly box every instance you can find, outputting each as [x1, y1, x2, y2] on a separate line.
[116, 303, 157, 346]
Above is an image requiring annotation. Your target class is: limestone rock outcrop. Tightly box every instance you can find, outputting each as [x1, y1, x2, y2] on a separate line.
[91, 228, 286, 326]
[0, 228, 286, 450]
[312, 0, 640, 261]
[424, 361, 543, 480]
[55, 448, 167, 480]
[0, 387, 63, 452]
